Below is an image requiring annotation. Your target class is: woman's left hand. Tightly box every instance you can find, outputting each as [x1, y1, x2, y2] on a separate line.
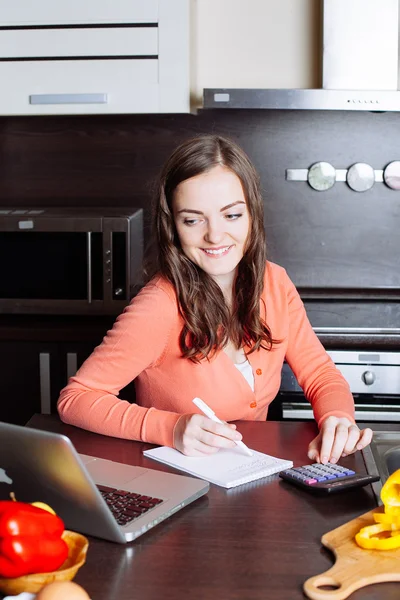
[307, 416, 373, 464]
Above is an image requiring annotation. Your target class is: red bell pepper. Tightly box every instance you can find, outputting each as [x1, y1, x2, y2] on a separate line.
[0, 501, 69, 578]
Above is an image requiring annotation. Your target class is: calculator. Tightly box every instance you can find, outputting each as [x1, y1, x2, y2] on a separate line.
[279, 463, 380, 495]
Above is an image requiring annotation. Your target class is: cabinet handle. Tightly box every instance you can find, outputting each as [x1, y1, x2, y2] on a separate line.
[39, 353, 51, 415]
[29, 93, 108, 105]
[66, 353, 78, 380]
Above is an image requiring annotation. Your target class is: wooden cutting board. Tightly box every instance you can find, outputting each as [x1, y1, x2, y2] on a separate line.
[303, 507, 400, 600]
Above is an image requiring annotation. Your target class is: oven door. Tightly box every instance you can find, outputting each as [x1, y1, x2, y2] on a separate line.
[276, 351, 400, 423]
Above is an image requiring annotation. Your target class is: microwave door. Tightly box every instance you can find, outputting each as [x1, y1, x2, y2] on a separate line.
[0, 230, 103, 311]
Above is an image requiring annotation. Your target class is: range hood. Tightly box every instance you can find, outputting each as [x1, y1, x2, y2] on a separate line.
[203, 0, 400, 111]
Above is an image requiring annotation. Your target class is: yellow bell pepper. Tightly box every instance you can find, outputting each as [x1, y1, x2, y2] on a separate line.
[31, 502, 56, 515]
[380, 469, 400, 511]
[373, 512, 400, 527]
[355, 468, 400, 550]
[355, 523, 400, 550]
[384, 505, 400, 518]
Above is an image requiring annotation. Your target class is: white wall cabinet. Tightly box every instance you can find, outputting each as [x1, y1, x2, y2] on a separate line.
[0, 0, 189, 115]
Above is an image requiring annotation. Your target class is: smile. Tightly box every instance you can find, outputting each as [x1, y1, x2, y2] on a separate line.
[201, 246, 233, 256]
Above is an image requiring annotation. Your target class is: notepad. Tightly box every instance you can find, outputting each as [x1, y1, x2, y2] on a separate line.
[143, 446, 293, 489]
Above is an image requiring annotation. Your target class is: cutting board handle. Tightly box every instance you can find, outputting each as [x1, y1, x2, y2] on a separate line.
[303, 560, 368, 600]
[304, 508, 400, 599]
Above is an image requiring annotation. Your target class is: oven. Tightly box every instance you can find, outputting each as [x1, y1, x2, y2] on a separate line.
[275, 345, 400, 423]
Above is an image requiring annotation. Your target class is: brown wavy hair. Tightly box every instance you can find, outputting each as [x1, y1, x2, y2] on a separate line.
[145, 134, 275, 362]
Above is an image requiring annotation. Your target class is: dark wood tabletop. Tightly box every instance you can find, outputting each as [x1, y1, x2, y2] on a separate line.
[12, 415, 399, 600]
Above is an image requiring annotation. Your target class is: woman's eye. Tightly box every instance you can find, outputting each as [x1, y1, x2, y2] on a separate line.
[183, 218, 199, 226]
[225, 213, 243, 220]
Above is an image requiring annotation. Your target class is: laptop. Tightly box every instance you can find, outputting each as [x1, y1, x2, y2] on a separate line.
[0, 421, 209, 544]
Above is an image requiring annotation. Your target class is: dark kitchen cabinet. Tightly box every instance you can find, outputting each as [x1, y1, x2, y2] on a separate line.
[40, 341, 102, 416]
[0, 341, 42, 425]
[0, 315, 136, 426]
[0, 339, 98, 425]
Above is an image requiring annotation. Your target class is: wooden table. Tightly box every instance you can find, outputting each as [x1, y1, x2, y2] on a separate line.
[7, 415, 399, 600]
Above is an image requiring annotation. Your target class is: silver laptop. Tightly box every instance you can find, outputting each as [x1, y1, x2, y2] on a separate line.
[0, 422, 209, 544]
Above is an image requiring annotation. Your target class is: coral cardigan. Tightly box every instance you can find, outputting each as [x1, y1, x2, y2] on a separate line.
[57, 262, 355, 447]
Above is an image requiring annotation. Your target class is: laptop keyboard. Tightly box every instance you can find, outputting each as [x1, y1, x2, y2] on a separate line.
[97, 484, 164, 526]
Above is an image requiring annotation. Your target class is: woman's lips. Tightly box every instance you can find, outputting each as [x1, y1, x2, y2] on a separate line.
[201, 245, 233, 257]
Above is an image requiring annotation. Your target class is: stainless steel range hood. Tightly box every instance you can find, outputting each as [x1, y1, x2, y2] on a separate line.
[203, 0, 400, 111]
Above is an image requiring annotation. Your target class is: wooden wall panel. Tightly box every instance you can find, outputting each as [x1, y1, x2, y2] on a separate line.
[1, 109, 399, 328]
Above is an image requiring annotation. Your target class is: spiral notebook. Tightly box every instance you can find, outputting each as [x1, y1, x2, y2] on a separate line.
[143, 446, 293, 489]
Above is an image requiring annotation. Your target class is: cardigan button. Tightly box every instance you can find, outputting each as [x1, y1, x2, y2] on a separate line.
[250, 401, 257, 409]
[256, 368, 262, 375]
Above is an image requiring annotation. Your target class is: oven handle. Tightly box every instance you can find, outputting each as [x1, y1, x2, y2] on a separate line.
[282, 403, 400, 422]
[86, 231, 92, 304]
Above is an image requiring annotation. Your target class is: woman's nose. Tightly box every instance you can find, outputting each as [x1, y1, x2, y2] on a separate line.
[204, 220, 224, 244]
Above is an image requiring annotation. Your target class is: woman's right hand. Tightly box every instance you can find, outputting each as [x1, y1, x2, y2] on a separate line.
[173, 414, 242, 456]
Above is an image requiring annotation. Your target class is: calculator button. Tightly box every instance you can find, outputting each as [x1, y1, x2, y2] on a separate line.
[328, 465, 353, 475]
[304, 478, 318, 485]
[306, 467, 319, 474]
[287, 472, 303, 480]
[298, 468, 313, 477]
[320, 470, 340, 478]
[305, 470, 327, 482]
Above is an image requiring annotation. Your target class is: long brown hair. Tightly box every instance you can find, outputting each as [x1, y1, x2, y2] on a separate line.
[146, 134, 275, 362]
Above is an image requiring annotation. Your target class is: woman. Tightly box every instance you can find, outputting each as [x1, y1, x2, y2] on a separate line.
[58, 134, 372, 462]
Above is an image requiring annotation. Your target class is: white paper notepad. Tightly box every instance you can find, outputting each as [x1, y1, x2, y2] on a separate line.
[143, 446, 293, 489]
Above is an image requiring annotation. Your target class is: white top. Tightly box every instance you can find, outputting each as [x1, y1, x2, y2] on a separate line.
[234, 359, 255, 392]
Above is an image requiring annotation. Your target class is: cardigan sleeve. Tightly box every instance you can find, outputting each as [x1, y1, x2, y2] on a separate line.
[282, 271, 355, 427]
[57, 281, 181, 446]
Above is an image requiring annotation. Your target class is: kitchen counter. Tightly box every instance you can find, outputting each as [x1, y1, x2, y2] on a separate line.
[6, 416, 400, 600]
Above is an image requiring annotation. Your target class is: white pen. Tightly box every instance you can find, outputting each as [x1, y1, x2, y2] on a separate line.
[192, 397, 253, 457]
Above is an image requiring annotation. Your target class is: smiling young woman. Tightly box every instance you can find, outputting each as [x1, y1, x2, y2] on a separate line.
[150, 135, 274, 364]
[172, 165, 250, 297]
[58, 134, 373, 462]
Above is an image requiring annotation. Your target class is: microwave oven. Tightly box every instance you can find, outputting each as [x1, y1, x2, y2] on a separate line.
[0, 207, 143, 315]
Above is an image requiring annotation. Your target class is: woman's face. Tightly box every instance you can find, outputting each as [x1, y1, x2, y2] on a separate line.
[172, 165, 250, 290]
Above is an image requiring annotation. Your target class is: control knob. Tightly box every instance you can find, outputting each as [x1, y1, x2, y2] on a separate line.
[361, 370, 376, 386]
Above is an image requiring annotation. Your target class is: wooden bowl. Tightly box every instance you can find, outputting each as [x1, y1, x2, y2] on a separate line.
[0, 530, 89, 595]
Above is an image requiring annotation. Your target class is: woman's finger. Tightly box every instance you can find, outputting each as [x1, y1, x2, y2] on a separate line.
[307, 434, 322, 462]
[319, 423, 337, 464]
[192, 441, 221, 456]
[342, 426, 374, 456]
[356, 427, 374, 450]
[202, 418, 242, 443]
[327, 422, 352, 463]
[181, 442, 220, 457]
[199, 429, 238, 449]
[341, 424, 362, 456]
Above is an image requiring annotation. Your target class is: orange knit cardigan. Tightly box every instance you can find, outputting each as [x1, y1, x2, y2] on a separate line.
[57, 262, 355, 447]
